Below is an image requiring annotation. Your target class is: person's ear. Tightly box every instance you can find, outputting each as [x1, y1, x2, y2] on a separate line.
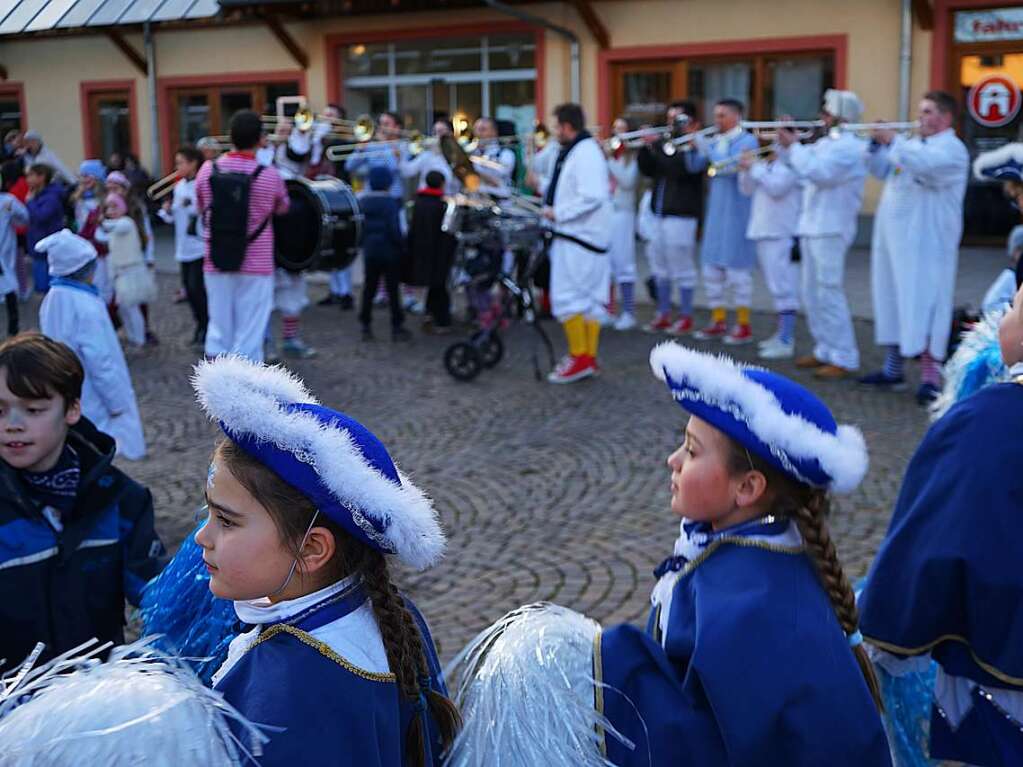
[64, 398, 82, 426]
[300, 525, 337, 576]
[734, 470, 768, 509]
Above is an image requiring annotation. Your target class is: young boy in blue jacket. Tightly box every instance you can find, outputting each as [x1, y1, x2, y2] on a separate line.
[0, 332, 166, 671]
[358, 166, 411, 342]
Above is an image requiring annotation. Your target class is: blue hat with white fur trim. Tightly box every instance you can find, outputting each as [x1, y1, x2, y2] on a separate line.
[191, 356, 445, 570]
[650, 343, 868, 493]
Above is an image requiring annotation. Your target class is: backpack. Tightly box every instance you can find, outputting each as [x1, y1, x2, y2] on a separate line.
[206, 161, 269, 271]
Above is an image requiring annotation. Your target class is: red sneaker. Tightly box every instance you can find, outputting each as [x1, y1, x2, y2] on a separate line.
[723, 324, 753, 346]
[643, 313, 673, 333]
[547, 355, 597, 384]
[667, 316, 693, 336]
[693, 320, 727, 341]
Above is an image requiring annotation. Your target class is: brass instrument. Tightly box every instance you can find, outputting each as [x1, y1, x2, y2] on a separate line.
[835, 121, 919, 137]
[706, 144, 775, 178]
[742, 120, 825, 139]
[532, 123, 550, 150]
[661, 126, 718, 156]
[146, 171, 181, 201]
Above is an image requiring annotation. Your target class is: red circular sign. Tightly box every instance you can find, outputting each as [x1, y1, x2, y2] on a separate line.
[968, 74, 1022, 127]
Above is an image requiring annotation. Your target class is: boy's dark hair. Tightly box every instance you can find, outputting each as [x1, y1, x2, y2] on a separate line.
[27, 163, 53, 185]
[175, 145, 204, 166]
[1, 159, 22, 191]
[716, 98, 745, 116]
[424, 170, 445, 190]
[229, 110, 263, 150]
[668, 100, 698, 119]
[924, 90, 959, 120]
[553, 103, 585, 132]
[0, 332, 83, 409]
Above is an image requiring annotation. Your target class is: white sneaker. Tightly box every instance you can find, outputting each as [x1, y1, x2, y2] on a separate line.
[758, 338, 795, 360]
[758, 332, 780, 350]
[613, 312, 637, 331]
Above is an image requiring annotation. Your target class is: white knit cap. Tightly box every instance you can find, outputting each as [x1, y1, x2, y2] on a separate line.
[823, 89, 864, 123]
[36, 229, 97, 277]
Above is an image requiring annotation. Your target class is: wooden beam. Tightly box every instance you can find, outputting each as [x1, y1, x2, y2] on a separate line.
[105, 30, 147, 75]
[913, 0, 933, 31]
[262, 15, 309, 70]
[568, 0, 609, 49]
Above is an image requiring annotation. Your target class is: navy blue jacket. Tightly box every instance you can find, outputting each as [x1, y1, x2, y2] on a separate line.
[359, 192, 404, 265]
[26, 183, 65, 256]
[0, 417, 167, 671]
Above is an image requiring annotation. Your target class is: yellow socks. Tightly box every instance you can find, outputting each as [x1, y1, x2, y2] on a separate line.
[711, 307, 726, 324]
[585, 319, 600, 358]
[737, 306, 751, 326]
[563, 314, 587, 357]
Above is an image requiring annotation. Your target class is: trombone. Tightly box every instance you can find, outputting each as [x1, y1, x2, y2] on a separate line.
[742, 120, 825, 139]
[706, 145, 775, 178]
[146, 172, 180, 201]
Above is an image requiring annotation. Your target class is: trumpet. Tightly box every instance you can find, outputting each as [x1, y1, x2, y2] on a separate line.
[742, 120, 825, 139]
[706, 145, 776, 178]
[146, 171, 181, 201]
[661, 126, 719, 156]
[836, 121, 919, 137]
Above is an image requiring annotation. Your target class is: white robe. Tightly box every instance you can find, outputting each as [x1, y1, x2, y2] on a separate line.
[867, 128, 969, 360]
[40, 281, 146, 460]
[548, 137, 612, 320]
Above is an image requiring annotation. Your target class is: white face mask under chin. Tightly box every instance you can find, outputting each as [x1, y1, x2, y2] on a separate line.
[264, 509, 320, 600]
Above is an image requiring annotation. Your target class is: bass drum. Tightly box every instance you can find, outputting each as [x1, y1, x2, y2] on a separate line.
[274, 176, 362, 272]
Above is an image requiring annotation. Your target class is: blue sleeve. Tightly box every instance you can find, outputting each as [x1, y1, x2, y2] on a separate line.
[119, 485, 167, 606]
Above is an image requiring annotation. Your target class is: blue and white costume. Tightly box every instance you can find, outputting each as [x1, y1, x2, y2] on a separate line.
[859, 365, 1023, 766]
[180, 356, 449, 766]
[448, 344, 890, 766]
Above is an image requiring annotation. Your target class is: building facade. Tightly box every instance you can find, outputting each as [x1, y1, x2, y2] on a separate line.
[1, 0, 1022, 233]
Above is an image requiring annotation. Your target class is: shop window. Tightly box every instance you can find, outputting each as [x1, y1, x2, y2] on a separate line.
[0, 95, 22, 139]
[85, 87, 133, 163]
[169, 81, 299, 149]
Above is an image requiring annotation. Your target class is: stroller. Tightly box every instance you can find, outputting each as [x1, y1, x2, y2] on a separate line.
[442, 203, 555, 382]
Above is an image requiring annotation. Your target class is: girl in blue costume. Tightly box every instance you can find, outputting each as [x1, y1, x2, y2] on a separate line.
[189, 355, 460, 767]
[858, 282, 1023, 767]
[447, 342, 892, 766]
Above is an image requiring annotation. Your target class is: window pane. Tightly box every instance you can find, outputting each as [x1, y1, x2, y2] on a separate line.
[265, 82, 301, 115]
[488, 34, 535, 70]
[346, 87, 390, 120]
[0, 99, 21, 137]
[394, 37, 481, 75]
[396, 84, 428, 133]
[622, 71, 672, 124]
[766, 57, 832, 119]
[97, 98, 131, 161]
[688, 61, 752, 122]
[492, 80, 535, 136]
[452, 82, 482, 137]
[178, 94, 210, 145]
[346, 43, 390, 77]
[432, 81, 452, 125]
[220, 91, 253, 132]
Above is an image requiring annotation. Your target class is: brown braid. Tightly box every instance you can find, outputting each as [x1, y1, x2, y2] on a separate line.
[725, 440, 884, 712]
[215, 439, 462, 764]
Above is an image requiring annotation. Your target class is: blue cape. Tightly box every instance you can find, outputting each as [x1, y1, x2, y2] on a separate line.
[597, 524, 891, 766]
[859, 382, 1023, 691]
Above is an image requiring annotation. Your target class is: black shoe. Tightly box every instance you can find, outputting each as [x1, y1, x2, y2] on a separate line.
[339, 294, 354, 311]
[392, 327, 412, 343]
[857, 371, 907, 391]
[916, 382, 940, 406]
[361, 326, 374, 342]
[318, 294, 341, 306]
[145, 331, 160, 347]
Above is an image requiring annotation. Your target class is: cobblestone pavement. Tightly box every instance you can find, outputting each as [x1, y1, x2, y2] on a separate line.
[24, 273, 933, 661]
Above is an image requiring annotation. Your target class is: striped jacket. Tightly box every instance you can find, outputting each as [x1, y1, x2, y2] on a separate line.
[0, 417, 166, 671]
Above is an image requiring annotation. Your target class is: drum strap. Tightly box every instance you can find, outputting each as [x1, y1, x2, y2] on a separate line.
[544, 228, 608, 254]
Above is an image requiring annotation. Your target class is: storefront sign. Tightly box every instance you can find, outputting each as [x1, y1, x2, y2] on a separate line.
[968, 74, 1022, 127]
[956, 8, 1023, 42]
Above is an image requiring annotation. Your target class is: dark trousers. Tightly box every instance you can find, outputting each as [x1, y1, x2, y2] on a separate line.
[425, 284, 451, 327]
[4, 291, 17, 336]
[359, 260, 403, 329]
[182, 259, 209, 333]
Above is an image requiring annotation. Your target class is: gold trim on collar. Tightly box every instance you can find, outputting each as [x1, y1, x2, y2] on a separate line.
[661, 534, 806, 599]
[864, 633, 1023, 688]
[592, 629, 607, 758]
[250, 623, 396, 683]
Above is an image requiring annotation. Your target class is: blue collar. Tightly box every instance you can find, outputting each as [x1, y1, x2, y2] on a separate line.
[274, 578, 368, 633]
[50, 277, 99, 296]
[655, 515, 793, 579]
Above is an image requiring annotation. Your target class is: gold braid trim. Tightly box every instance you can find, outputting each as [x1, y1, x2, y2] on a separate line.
[864, 633, 1023, 688]
[249, 624, 397, 683]
[661, 535, 806, 599]
[592, 629, 607, 758]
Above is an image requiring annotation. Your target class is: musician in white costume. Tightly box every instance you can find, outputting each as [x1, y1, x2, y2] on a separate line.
[777, 89, 867, 380]
[542, 104, 612, 384]
[472, 117, 517, 198]
[860, 91, 969, 405]
[607, 117, 640, 331]
[400, 118, 458, 195]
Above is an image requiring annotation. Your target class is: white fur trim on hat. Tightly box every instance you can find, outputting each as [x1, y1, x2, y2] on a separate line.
[192, 356, 445, 571]
[649, 342, 868, 494]
[972, 142, 1023, 182]
[823, 89, 864, 123]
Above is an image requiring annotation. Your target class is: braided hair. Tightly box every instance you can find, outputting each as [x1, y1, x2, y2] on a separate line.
[215, 439, 462, 764]
[725, 440, 883, 712]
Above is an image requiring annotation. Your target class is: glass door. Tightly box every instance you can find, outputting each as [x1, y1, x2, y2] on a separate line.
[87, 89, 132, 161]
[612, 62, 686, 128]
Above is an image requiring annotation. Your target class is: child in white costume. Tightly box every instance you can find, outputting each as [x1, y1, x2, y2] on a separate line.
[37, 229, 146, 460]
